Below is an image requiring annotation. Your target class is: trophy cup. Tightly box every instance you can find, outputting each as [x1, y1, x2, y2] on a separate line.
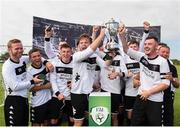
[38, 74, 47, 85]
[105, 18, 119, 51]
[38, 74, 46, 80]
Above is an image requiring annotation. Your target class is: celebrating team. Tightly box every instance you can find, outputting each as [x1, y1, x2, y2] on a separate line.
[2, 21, 179, 126]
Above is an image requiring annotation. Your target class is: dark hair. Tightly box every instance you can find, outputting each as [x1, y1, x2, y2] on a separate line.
[7, 39, 21, 48]
[28, 48, 40, 57]
[146, 36, 159, 43]
[158, 42, 167, 47]
[159, 44, 170, 50]
[128, 40, 139, 46]
[76, 33, 92, 46]
[60, 43, 72, 49]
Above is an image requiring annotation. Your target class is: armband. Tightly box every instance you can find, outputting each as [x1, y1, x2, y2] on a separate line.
[55, 91, 60, 97]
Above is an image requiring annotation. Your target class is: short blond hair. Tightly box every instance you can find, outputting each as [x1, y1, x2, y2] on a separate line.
[7, 39, 21, 48]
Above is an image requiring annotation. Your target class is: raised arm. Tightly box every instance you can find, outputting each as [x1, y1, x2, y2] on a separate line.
[44, 26, 57, 59]
[90, 28, 105, 51]
[91, 25, 100, 42]
[73, 28, 105, 62]
[139, 21, 150, 52]
[118, 22, 129, 53]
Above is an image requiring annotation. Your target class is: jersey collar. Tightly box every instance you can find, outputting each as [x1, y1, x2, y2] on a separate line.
[147, 55, 159, 60]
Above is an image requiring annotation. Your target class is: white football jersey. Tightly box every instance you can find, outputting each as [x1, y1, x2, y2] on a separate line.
[50, 57, 73, 100]
[127, 48, 170, 102]
[71, 47, 107, 94]
[124, 54, 139, 97]
[100, 54, 128, 94]
[27, 64, 52, 107]
[2, 56, 31, 98]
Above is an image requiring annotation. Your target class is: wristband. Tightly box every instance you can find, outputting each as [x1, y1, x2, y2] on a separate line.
[55, 91, 60, 97]
[103, 54, 113, 61]
[30, 80, 35, 85]
[45, 38, 50, 42]
[122, 72, 125, 77]
[43, 60, 48, 65]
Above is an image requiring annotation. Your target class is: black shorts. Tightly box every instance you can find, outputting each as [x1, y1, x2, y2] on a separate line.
[101, 89, 122, 114]
[124, 96, 136, 111]
[163, 91, 174, 126]
[30, 101, 50, 124]
[4, 95, 29, 126]
[48, 97, 65, 119]
[71, 93, 88, 120]
[131, 95, 163, 126]
[62, 100, 73, 118]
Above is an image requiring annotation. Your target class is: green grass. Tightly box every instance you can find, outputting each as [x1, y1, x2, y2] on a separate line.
[0, 63, 180, 126]
[0, 63, 5, 125]
[174, 88, 180, 125]
[174, 65, 180, 125]
[0, 106, 4, 126]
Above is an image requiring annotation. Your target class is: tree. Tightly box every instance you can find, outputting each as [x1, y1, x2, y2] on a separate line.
[171, 59, 180, 65]
[0, 52, 9, 62]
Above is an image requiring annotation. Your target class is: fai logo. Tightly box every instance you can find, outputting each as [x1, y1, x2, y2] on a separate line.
[90, 106, 109, 125]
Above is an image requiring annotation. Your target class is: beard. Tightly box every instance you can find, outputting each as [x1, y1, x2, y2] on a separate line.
[10, 50, 23, 59]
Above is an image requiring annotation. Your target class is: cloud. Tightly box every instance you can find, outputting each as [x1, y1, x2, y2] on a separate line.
[1, 0, 180, 59]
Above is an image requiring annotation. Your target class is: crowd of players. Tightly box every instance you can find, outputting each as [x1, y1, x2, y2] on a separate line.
[2, 21, 179, 126]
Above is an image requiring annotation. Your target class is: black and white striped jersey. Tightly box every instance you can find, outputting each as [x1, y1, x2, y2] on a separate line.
[2, 56, 31, 98]
[71, 47, 107, 94]
[49, 57, 73, 100]
[100, 54, 128, 94]
[124, 54, 140, 97]
[27, 64, 52, 107]
[127, 48, 170, 102]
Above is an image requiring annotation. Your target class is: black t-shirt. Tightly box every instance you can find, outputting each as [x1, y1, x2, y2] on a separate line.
[164, 59, 178, 96]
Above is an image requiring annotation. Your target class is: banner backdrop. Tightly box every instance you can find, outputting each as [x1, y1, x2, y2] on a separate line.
[33, 16, 160, 58]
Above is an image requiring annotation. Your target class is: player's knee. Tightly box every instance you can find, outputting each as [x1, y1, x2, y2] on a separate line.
[112, 113, 118, 120]
[50, 119, 58, 125]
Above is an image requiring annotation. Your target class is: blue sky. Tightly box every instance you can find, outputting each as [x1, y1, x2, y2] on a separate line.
[0, 0, 180, 60]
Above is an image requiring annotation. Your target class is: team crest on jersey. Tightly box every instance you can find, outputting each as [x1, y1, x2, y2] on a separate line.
[75, 73, 80, 82]
[90, 106, 109, 125]
[18, 68, 22, 72]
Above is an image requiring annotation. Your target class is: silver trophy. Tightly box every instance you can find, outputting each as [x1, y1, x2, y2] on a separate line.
[105, 18, 119, 51]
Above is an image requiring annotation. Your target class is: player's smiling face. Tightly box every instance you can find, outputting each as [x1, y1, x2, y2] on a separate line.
[30, 51, 42, 67]
[144, 39, 157, 56]
[60, 47, 72, 62]
[78, 38, 91, 51]
[158, 46, 170, 59]
[9, 43, 24, 59]
[128, 43, 139, 51]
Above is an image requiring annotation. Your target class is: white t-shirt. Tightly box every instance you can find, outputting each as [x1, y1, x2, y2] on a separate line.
[71, 47, 107, 94]
[27, 64, 52, 107]
[50, 57, 73, 100]
[124, 54, 139, 97]
[127, 48, 170, 102]
[100, 54, 127, 94]
[2, 56, 31, 98]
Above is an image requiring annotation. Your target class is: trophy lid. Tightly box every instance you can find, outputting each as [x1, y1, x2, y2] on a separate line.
[105, 18, 119, 36]
[105, 18, 119, 25]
